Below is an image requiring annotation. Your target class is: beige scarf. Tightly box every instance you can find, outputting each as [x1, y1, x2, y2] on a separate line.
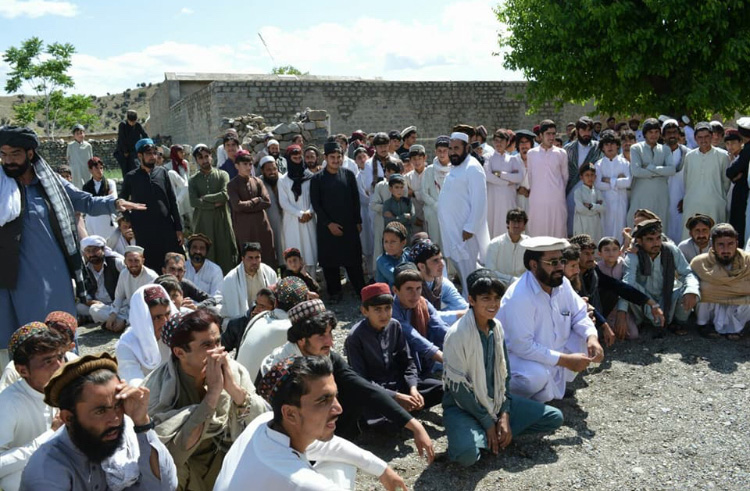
[443, 309, 507, 417]
[690, 248, 750, 305]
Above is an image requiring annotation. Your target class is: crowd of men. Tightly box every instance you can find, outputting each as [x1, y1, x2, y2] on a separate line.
[1, 109, 750, 489]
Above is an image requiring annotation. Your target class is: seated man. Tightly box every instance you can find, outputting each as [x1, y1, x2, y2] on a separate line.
[77, 235, 125, 324]
[485, 208, 530, 286]
[236, 277, 311, 381]
[616, 219, 700, 336]
[691, 223, 750, 340]
[185, 233, 224, 297]
[409, 239, 468, 325]
[109, 245, 158, 332]
[0, 311, 79, 392]
[162, 253, 218, 309]
[497, 236, 604, 402]
[144, 309, 266, 489]
[678, 213, 713, 263]
[214, 356, 406, 491]
[391, 264, 449, 378]
[221, 287, 275, 353]
[261, 300, 434, 461]
[0, 323, 67, 489]
[115, 284, 176, 386]
[222, 242, 278, 320]
[443, 270, 563, 467]
[21, 353, 178, 490]
[346, 283, 443, 419]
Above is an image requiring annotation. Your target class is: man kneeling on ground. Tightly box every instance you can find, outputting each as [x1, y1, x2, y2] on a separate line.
[443, 270, 563, 467]
[214, 356, 407, 490]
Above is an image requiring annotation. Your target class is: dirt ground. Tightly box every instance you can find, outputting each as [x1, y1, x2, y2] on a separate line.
[78, 291, 750, 491]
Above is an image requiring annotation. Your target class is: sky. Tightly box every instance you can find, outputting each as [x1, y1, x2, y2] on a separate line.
[0, 0, 522, 96]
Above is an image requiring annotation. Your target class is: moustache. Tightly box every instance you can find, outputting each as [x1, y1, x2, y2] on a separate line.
[191, 254, 205, 264]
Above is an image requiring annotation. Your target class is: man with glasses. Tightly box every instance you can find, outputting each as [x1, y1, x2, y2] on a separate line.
[121, 138, 184, 271]
[526, 120, 569, 238]
[497, 236, 603, 402]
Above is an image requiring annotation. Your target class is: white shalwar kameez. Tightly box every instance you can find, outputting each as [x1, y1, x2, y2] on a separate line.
[355, 169, 374, 268]
[573, 184, 606, 243]
[666, 145, 686, 243]
[421, 159, 451, 249]
[681, 147, 731, 240]
[485, 233, 529, 286]
[594, 155, 631, 241]
[484, 151, 525, 238]
[437, 154, 489, 296]
[278, 175, 317, 267]
[627, 142, 676, 231]
[497, 272, 597, 402]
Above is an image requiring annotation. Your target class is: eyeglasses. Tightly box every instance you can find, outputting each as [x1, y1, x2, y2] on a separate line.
[539, 258, 567, 267]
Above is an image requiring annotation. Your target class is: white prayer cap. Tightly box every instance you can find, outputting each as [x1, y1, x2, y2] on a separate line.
[124, 245, 145, 256]
[401, 126, 417, 138]
[266, 139, 279, 148]
[259, 155, 276, 168]
[737, 117, 750, 131]
[657, 114, 670, 123]
[449, 132, 469, 143]
[520, 236, 570, 252]
[681, 115, 690, 124]
[661, 119, 679, 132]
[81, 235, 106, 249]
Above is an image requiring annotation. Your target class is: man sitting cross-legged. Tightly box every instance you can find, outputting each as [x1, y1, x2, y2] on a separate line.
[144, 309, 266, 490]
[0, 323, 67, 490]
[691, 223, 750, 340]
[345, 283, 443, 421]
[20, 353, 178, 490]
[214, 356, 407, 491]
[260, 299, 435, 462]
[443, 270, 563, 467]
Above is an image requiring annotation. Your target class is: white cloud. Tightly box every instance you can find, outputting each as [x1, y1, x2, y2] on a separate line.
[0, 0, 78, 18]
[179, 7, 193, 15]
[36, 0, 521, 96]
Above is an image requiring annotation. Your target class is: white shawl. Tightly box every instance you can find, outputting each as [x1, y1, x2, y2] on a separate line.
[221, 262, 277, 319]
[443, 309, 507, 417]
[117, 284, 177, 372]
[0, 165, 21, 226]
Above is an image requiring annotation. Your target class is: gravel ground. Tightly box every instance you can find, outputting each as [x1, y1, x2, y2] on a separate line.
[78, 293, 750, 490]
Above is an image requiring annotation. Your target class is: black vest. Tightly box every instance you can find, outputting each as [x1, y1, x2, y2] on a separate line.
[85, 256, 120, 301]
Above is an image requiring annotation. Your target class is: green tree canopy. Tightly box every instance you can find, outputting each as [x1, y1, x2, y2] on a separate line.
[3, 37, 94, 136]
[271, 65, 308, 76]
[497, 0, 750, 119]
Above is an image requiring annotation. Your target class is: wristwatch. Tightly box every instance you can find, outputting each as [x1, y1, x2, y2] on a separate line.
[133, 420, 155, 433]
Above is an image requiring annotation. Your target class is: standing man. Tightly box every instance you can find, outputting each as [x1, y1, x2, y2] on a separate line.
[681, 122, 731, 239]
[310, 141, 365, 302]
[398, 126, 417, 156]
[266, 139, 287, 174]
[727, 118, 750, 246]
[497, 236, 604, 402]
[0, 126, 141, 365]
[627, 118, 676, 232]
[421, 136, 451, 249]
[526, 120, 568, 238]
[121, 138, 183, 271]
[115, 110, 148, 176]
[259, 157, 285, 263]
[437, 132, 489, 295]
[219, 133, 240, 179]
[189, 143, 237, 274]
[662, 119, 690, 243]
[65, 124, 92, 189]
[564, 117, 601, 236]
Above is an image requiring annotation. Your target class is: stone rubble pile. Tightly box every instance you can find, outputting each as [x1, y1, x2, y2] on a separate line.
[217, 108, 330, 152]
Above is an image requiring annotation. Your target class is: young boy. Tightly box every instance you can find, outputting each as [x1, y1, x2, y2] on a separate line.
[280, 247, 320, 293]
[442, 269, 563, 467]
[370, 160, 403, 269]
[595, 130, 631, 241]
[345, 283, 443, 419]
[251, 287, 276, 317]
[155, 274, 196, 313]
[66, 123, 93, 189]
[573, 162, 605, 242]
[383, 173, 415, 235]
[375, 221, 409, 287]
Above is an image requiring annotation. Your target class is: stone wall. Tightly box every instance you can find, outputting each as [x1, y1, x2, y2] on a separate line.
[151, 77, 595, 146]
[38, 139, 119, 169]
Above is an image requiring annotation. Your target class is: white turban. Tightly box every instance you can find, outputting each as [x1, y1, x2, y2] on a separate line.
[450, 132, 469, 143]
[81, 235, 107, 249]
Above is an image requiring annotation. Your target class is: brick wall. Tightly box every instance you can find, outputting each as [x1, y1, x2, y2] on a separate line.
[151, 77, 595, 146]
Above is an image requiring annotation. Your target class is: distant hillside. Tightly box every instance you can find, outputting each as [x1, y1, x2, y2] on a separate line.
[0, 83, 160, 135]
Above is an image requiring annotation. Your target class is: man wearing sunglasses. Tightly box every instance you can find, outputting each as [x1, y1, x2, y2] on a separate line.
[497, 236, 604, 402]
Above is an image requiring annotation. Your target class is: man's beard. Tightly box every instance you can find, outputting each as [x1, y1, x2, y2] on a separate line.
[449, 150, 468, 166]
[578, 134, 591, 146]
[2, 158, 31, 178]
[69, 416, 125, 463]
[191, 253, 205, 264]
[269, 151, 280, 159]
[263, 175, 278, 186]
[128, 265, 143, 276]
[536, 266, 563, 288]
[88, 255, 104, 266]
[716, 253, 735, 266]
[142, 160, 155, 169]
